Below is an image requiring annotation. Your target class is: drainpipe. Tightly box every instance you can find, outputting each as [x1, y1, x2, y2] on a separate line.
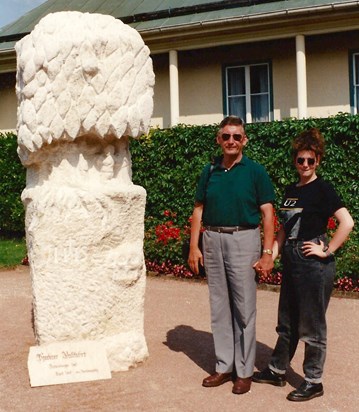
[169, 50, 179, 126]
[296, 34, 307, 119]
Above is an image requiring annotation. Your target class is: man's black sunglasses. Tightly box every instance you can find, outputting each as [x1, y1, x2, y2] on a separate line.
[221, 133, 243, 141]
[296, 157, 316, 166]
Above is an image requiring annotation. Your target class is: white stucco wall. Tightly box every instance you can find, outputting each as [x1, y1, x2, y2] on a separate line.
[179, 50, 223, 126]
[0, 88, 17, 131]
[1, 31, 359, 132]
[306, 33, 351, 118]
[152, 32, 356, 126]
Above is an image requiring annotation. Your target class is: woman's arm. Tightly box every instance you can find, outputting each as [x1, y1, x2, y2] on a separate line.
[272, 225, 286, 261]
[254, 202, 275, 274]
[302, 207, 354, 258]
[324, 207, 354, 254]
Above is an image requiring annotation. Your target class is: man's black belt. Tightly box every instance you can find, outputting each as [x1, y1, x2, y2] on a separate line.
[205, 225, 257, 234]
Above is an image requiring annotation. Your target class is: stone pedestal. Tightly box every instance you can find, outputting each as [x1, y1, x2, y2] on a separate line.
[24, 181, 148, 370]
[15, 11, 154, 371]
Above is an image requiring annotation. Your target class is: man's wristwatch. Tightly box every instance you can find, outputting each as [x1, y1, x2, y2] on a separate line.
[262, 249, 273, 255]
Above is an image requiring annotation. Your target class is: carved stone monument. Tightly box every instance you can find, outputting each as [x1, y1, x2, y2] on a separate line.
[15, 11, 154, 371]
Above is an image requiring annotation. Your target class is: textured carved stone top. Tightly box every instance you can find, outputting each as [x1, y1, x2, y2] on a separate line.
[15, 11, 155, 166]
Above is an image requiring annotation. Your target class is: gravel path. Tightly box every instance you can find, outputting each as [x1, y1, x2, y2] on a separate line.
[1, 266, 358, 412]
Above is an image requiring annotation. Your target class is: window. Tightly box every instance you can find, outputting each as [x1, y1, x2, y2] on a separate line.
[351, 52, 359, 114]
[224, 62, 272, 123]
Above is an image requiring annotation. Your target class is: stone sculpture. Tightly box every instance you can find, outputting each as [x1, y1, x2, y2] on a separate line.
[15, 11, 154, 371]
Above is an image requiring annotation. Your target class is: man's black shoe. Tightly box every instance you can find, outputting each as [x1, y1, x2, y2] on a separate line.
[252, 366, 286, 387]
[287, 380, 324, 402]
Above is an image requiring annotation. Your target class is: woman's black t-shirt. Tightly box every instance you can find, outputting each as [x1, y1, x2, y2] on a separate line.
[279, 177, 344, 240]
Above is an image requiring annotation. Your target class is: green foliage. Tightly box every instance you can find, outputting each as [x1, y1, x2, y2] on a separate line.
[0, 132, 26, 236]
[143, 210, 190, 265]
[1, 114, 358, 280]
[0, 237, 26, 268]
[131, 124, 220, 229]
[131, 113, 359, 280]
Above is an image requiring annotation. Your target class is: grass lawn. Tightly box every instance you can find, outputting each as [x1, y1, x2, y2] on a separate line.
[0, 237, 27, 268]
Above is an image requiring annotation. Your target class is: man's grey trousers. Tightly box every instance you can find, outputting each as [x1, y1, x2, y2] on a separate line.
[203, 227, 261, 378]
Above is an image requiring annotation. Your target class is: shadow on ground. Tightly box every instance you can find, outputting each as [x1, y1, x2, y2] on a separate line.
[164, 325, 215, 374]
[164, 324, 302, 386]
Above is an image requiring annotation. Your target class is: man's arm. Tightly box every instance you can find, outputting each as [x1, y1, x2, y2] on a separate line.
[188, 202, 204, 275]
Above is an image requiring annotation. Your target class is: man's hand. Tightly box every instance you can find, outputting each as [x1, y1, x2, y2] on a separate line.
[253, 254, 274, 276]
[188, 202, 204, 275]
[188, 246, 203, 275]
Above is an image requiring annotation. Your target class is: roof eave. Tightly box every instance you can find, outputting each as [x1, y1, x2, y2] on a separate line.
[139, 3, 359, 53]
[1, 1, 359, 71]
[0, 49, 17, 73]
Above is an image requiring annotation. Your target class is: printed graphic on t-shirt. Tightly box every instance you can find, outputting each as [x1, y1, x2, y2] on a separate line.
[279, 197, 303, 239]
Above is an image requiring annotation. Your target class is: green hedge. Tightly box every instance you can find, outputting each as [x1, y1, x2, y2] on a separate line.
[0, 132, 25, 236]
[130, 113, 359, 280]
[1, 113, 358, 279]
[131, 113, 359, 224]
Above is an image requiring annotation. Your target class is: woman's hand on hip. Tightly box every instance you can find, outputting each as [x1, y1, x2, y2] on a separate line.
[302, 240, 327, 258]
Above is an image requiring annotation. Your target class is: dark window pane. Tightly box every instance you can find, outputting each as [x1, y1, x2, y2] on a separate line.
[355, 55, 359, 85]
[251, 95, 269, 122]
[225, 62, 270, 123]
[250, 65, 268, 94]
[228, 96, 246, 119]
[227, 67, 245, 95]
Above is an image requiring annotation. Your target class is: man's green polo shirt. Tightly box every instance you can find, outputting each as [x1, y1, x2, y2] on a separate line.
[195, 155, 275, 226]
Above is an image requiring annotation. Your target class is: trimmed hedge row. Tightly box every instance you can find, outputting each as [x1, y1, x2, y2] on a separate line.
[1, 113, 358, 279]
[0, 132, 25, 236]
[131, 113, 359, 227]
[130, 113, 359, 280]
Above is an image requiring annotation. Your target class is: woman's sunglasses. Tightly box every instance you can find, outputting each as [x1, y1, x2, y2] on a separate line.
[221, 133, 243, 141]
[296, 157, 316, 166]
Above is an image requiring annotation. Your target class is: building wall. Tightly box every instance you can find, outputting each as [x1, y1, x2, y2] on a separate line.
[151, 54, 170, 129]
[305, 31, 357, 118]
[178, 49, 223, 126]
[271, 39, 297, 120]
[0, 74, 17, 132]
[151, 50, 224, 128]
[2, 31, 359, 132]
[151, 31, 359, 127]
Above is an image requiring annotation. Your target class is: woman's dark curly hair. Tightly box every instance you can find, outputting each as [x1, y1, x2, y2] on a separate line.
[292, 128, 325, 160]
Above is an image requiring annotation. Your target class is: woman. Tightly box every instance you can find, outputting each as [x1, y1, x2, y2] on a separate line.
[253, 128, 354, 402]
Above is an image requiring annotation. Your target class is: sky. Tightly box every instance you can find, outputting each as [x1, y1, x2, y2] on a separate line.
[0, 0, 48, 30]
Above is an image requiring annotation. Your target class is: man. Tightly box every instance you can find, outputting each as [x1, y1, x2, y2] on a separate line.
[188, 115, 274, 395]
